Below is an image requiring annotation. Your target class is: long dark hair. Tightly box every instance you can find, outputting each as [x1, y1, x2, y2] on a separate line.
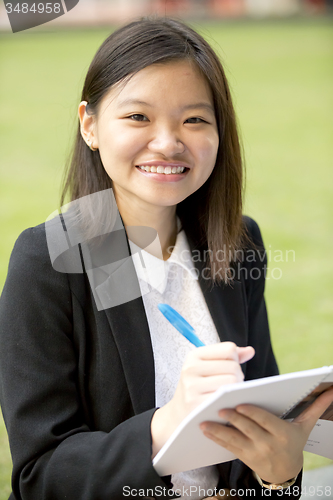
[61, 17, 246, 283]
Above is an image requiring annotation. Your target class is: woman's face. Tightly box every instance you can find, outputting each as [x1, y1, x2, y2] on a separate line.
[82, 60, 219, 211]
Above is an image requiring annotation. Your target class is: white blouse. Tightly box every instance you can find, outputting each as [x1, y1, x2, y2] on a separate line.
[129, 226, 221, 499]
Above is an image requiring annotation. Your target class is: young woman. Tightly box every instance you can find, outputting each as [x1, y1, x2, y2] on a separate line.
[1, 17, 332, 500]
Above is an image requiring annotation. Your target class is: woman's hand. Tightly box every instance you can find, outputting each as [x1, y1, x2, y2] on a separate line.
[200, 387, 333, 484]
[151, 342, 255, 457]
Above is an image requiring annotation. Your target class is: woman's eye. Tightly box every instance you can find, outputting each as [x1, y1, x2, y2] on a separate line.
[185, 117, 206, 124]
[129, 114, 148, 122]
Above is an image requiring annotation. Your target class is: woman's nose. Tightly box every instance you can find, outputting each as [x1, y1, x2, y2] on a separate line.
[148, 128, 185, 156]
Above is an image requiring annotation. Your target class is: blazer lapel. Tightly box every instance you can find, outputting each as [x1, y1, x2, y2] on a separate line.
[104, 297, 156, 414]
[79, 220, 156, 415]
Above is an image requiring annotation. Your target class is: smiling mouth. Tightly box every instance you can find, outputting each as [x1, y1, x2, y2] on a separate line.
[136, 165, 188, 175]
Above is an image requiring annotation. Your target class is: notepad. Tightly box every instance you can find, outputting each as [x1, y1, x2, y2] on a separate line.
[153, 365, 333, 476]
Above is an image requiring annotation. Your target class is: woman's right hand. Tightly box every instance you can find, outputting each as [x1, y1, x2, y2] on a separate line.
[151, 342, 255, 457]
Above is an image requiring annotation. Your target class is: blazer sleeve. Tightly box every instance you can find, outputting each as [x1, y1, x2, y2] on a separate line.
[0, 226, 176, 500]
[217, 217, 302, 498]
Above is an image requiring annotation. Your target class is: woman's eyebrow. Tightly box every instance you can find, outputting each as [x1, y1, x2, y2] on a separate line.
[181, 102, 214, 113]
[116, 98, 214, 113]
[117, 98, 153, 108]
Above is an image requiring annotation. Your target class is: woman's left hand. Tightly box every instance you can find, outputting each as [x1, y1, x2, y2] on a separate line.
[200, 387, 333, 484]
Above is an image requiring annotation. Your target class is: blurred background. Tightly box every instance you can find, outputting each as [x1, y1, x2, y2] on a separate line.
[0, 0, 332, 498]
[1, 0, 333, 28]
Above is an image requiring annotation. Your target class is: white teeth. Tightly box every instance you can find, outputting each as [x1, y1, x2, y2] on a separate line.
[137, 165, 186, 174]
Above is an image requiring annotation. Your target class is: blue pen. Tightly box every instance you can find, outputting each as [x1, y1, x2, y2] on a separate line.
[158, 303, 205, 348]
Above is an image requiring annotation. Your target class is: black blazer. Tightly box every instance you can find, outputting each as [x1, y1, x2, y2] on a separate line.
[0, 216, 301, 499]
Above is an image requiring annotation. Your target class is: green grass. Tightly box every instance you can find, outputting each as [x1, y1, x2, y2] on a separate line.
[0, 17, 333, 497]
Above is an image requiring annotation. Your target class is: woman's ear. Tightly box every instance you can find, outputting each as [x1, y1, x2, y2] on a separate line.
[78, 101, 98, 151]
